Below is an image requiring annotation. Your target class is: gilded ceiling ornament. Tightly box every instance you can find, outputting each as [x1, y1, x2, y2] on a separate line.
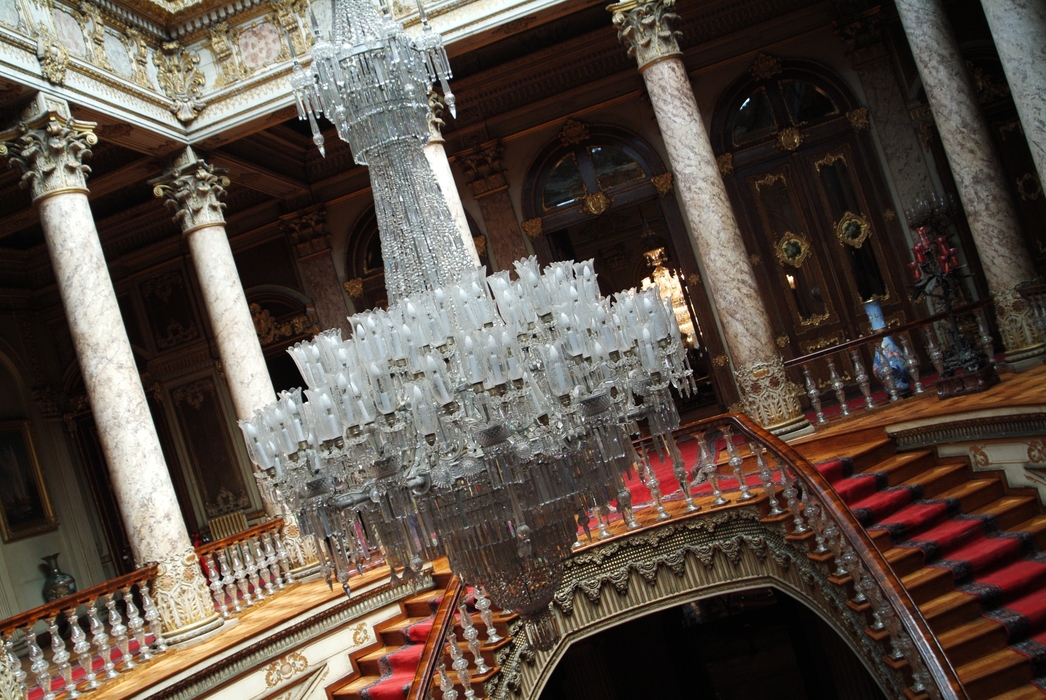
[521, 218, 544, 241]
[716, 153, 734, 175]
[459, 142, 507, 197]
[846, 107, 870, 132]
[748, 53, 782, 81]
[271, 0, 307, 57]
[582, 191, 611, 216]
[207, 22, 238, 88]
[151, 147, 230, 234]
[76, 2, 110, 70]
[558, 118, 590, 147]
[124, 27, 152, 89]
[343, 278, 364, 300]
[0, 93, 97, 202]
[835, 211, 871, 249]
[154, 41, 206, 124]
[608, 0, 682, 70]
[250, 304, 316, 345]
[651, 171, 673, 197]
[773, 126, 805, 152]
[35, 24, 70, 86]
[281, 205, 329, 255]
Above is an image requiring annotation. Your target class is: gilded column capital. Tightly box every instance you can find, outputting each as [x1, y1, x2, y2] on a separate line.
[150, 146, 230, 235]
[0, 93, 97, 203]
[608, 0, 682, 71]
[280, 204, 330, 257]
[458, 141, 507, 197]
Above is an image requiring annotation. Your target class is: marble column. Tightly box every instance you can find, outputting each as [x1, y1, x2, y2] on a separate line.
[980, 0, 1046, 189]
[0, 94, 220, 643]
[151, 146, 277, 423]
[838, 8, 936, 215]
[281, 204, 353, 337]
[458, 142, 531, 272]
[608, 0, 809, 437]
[425, 90, 481, 268]
[152, 149, 321, 575]
[896, 0, 1045, 366]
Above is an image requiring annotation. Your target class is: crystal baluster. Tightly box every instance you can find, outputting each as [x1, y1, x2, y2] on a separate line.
[664, 433, 697, 512]
[229, 544, 252, 607]
[723, 427, 753, 501]
[242, 540, 264, 602]
[878, 343, 900, 402]
[203, 553, 229, 618]
[849, 349, 875, 409]
[140, 581, 167, 654]
[976, 309, 996, 368]
[825, 356, 850, 417]
[473, 586, 502, 644]
[88, 599, 117, 679]
[637, 441, 669, 521]
[751, 445, 785, 516]
[25, 623, 52, 700]
[822, 516, 849, 579]
[3, 630, 28, 695]
[263, 532, 285, 590]
[123, 585, 147, 663]
[438, 661, 458, 700]
[458, 602, 489, 675]
[615, 486, 639, 530]
[48, 612, 76, 698]
[801, 491, 828, 555]
[697, 434, 728, 507]
[898, 335, 924, 394]
[274, 529, 293, 582]
[801, 364, 825, 423]
[217, 549, 241, 614]
[447, 627, 475, 700]
[253, 538, 275, 596]
[595, 504, 611, 539]
[106, 593, 132, 669]
[573, 508, 591, 548]
[779, 465, 808, 534]
[924, 326, 945, 377]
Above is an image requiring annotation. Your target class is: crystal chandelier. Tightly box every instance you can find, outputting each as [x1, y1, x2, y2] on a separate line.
[641, 247, 697, 348]
[243, 0, 695, 650]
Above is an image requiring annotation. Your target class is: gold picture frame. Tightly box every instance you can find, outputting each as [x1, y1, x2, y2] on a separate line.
[0, 421, 58, 542]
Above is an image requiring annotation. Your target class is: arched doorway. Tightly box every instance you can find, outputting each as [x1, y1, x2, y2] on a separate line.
[522, 121, 732, 413]
[712, 57, 915, 357]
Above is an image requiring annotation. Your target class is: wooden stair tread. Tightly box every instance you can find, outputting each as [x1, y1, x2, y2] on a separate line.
[934, 478, 1005, 513]
[861, 450, 936, 484]
[985, 683, 1046, 700]
[972, 496, 1041, 530]
[898, 463, 969, 497]
[797, 435, 895, 471]
[958, 647, 1032, 689]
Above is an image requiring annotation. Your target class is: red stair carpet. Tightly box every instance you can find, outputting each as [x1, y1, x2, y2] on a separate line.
[817, 457, 1046, 695]
[359, 616, 435, 700]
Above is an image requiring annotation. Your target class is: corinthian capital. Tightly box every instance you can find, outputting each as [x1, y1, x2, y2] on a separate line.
[608, 0, 682, 70]
[150, 146, 230, 234]
[0, 93, 97, 203]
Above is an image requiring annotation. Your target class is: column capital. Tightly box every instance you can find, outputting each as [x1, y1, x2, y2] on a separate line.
[0, 93, 97, 203]
[608, 0, 682, 71]
[280, 204, 330, 257]
[458, 141, 507, 198]
[150, 146, 230, 235]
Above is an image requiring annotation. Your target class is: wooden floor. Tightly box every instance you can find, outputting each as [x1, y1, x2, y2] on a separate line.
[791, 362, 1046, 444]
[89, 364, 1046, 699]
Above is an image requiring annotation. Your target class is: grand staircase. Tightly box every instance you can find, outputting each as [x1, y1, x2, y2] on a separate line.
[795, 426, 1046, 700]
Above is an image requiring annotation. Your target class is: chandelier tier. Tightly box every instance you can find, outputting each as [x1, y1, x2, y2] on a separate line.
[245, 0, 695, 651]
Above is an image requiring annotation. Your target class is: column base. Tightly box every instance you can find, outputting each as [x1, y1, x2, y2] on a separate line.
[163, 611, 224, 645]
[1001, 342, 1046, 373]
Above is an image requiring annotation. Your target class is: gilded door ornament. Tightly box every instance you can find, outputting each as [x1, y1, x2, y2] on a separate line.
[582, 190, 611, 216]
[836, 211, 871, 248]
[748, 53, 782, 80]
[775, 334, 790, 348]
[343, 278, 364, 299]
[711, 354, 729, 368]
[813, 152, 847, 172]
[846, 107, 870, 132]
[521, 218, 544, 240]
[753, 171, 786, 191]
[774, 127, 805, 152]
[558, 119, 590, 147]
[775, 233, 811, 268]
[687, 273, 700, 286]
[716, 153, 734, 175]
[154, 41, 206, 124]
[749, 253, 761, 266]
[884, 208, 896, 221]
[651, 172, 673, 197]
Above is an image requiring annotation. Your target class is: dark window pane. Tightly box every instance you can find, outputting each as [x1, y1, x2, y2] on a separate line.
[543, 153, 587, 209]
[780, 80, 838, 125]
[364, 230, 383, 273]
[590, 146, 645, 190]
[732, 88, 776, 145]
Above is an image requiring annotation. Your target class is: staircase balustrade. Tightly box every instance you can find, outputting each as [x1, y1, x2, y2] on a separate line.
[194, 518, 294, 617]
[0, 565, 164, 700]
[784, 301, 992, 423]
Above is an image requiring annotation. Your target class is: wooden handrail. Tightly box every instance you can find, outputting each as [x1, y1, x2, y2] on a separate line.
[718, 412, 967, 699]
[407, 574, 464, 700]
[0, 563, 158, 635]
[195, 517, 284, 557]
[783, 300, 990, 369]
[1018, 282, 1046, 298]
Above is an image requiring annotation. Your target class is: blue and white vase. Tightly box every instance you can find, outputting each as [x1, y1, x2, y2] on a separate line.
[864, 299, 910, 392]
